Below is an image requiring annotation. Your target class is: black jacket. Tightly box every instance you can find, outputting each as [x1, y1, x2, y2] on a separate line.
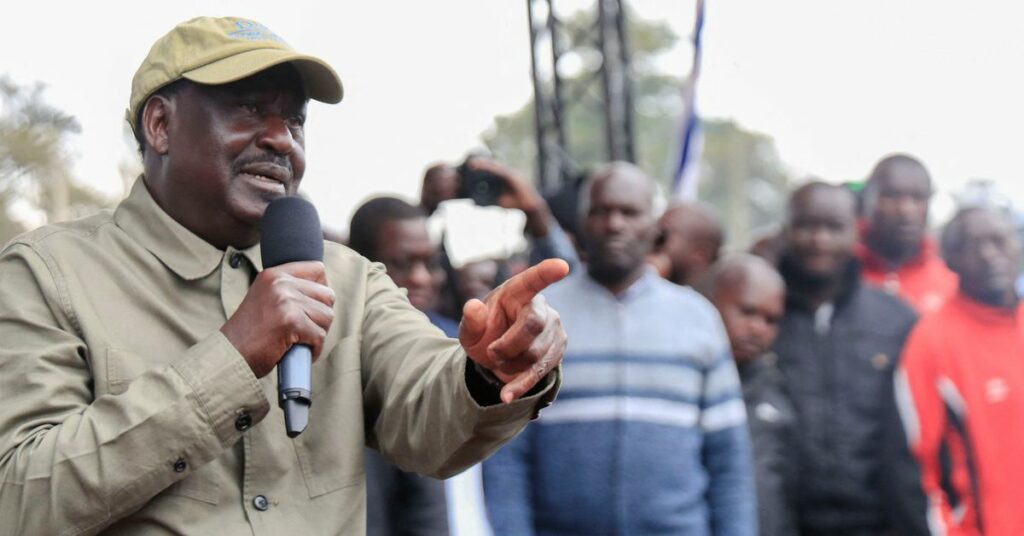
[772, 259, 918, 535]
[740, 353, 799, 536]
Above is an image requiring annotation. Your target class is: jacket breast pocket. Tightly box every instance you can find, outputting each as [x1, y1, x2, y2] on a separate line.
[106, 347, 222, 505]
[848, 332, 898, 418]
[293, 335, 366, 498]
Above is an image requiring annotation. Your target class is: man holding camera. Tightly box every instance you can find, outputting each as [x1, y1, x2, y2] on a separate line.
[420, 158, 578, 270]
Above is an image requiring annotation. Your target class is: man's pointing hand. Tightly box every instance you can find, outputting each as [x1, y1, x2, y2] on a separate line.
[459, 258, 569, 404]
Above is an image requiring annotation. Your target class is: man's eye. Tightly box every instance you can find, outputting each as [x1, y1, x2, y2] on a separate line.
[240, 102, 260, 114]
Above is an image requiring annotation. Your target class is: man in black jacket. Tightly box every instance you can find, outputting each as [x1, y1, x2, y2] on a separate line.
[702, 254, 798, 536]
[772, 182, 920, 535]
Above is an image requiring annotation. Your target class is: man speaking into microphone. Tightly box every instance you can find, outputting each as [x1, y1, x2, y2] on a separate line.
[0, 17, 567, 535]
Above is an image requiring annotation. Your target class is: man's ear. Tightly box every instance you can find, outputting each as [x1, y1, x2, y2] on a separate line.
[141, 95, 173, 156]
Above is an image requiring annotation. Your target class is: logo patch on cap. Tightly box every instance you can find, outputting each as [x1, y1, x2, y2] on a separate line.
[228, 20, 286, 44]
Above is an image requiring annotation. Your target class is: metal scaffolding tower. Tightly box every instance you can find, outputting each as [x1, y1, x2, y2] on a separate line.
[526, 0, 635, 190]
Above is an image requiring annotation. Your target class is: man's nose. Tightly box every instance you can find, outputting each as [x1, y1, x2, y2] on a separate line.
[896, 195, 922, 218]
[750, 316, 772, 340]
[811, 227, 832, 247]
[606, 210, 626, 231]
[977, 240, 1003, 265]
[408, 261, 435, 289]
[257, 115, 295, 155]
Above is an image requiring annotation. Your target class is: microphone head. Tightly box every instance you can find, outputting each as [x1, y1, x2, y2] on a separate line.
[261, 197, 324, 267]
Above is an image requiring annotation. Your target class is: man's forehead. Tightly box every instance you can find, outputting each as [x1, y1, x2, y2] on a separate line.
[379, 218, 432, 245]
[879, 164, 931, 191]
[962, 210, 1015, 237]
[792, 189, 854, 220]
[592, 174, 652, 207]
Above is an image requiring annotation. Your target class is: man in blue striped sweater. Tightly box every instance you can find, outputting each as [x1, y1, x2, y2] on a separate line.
[483, 163, 756, 536]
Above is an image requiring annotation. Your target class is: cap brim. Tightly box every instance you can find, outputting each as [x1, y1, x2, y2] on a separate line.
[183, 48, 343, 104]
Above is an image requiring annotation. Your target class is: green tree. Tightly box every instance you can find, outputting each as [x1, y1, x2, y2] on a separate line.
[0, 76, 109, 244]
[699, 119, 789, 247]
[484, 8, 682, 184]
[483, 5, 791, 248]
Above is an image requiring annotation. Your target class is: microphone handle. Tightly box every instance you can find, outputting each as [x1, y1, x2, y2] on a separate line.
[278, 344, 312, 438]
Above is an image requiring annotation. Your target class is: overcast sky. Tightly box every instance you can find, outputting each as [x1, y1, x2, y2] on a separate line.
[3, 1, 1023, 231]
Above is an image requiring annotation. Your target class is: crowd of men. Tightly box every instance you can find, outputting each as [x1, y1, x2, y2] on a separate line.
[0, 14, 1021, 536]
[359, 152, 1024, 536]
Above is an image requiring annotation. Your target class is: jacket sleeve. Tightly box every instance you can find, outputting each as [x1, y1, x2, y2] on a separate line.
[700, 344, 757, 536]
[881, 313, 930, 536]
[482, 426, 537, 536]
[0, 244, 270, 536]
[359, 262, 558, 479]
[895, 324, 978, 535]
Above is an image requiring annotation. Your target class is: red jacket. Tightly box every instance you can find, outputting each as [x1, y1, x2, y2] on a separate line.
[895, 293, 1024, 536]
[857, 233, 958, 314]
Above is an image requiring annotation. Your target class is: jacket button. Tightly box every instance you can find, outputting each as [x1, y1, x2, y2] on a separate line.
[173, 458, 187, 473]
[252, 495, 270, 511]
[235, 413, 253, 431]
[229, 253, 244, 268]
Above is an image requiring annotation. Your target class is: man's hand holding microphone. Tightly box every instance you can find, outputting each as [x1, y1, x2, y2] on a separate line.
[220, 197, 569, 436]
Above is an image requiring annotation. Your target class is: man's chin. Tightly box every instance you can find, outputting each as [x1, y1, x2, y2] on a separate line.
[407, 295, 432, 312]
[588, 261, 639, 286]
[233, 193, 284, 226]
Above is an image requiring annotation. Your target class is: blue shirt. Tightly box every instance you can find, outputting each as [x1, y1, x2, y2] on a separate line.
[483, 271, 757, 536]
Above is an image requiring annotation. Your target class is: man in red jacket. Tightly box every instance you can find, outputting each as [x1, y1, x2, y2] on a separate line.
[895, 206, 1024, 536]
[858, 154, 957, 313]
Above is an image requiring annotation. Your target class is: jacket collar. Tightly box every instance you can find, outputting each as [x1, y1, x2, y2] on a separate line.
[113, 177, 263, 280]
[856, 221, 939, 272]
[581, 266, 659, 302]
[949, 291, 1022, 325]
[779, 255, 860, 312]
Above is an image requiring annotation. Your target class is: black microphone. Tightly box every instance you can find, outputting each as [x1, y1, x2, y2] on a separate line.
[261, 196, 324, 438]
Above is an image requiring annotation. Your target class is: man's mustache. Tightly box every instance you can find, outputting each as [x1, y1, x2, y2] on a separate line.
[233, 154, 293, 175]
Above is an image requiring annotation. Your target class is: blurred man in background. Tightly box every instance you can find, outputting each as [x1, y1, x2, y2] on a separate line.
[349, 197, 453, 536]
[772, 182, 919, 535]
[702, 254, 797, 536]
[484, 162, 755, 536]
[896, 207, 1024, 536]
[858, 154, 957, 314]
[349, 196, 498, 536]
[350, 197, 456, 333]
[652, 201, 724, 287]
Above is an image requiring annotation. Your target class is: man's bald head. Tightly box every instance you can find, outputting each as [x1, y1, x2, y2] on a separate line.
[578, 162, 657, 222]
[700, 254, 785, 363]
[658, 201, 724, 286]
[702, 254, 785, 300]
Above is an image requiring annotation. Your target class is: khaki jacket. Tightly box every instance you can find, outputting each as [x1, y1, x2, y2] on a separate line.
[0, 179, 557, 535]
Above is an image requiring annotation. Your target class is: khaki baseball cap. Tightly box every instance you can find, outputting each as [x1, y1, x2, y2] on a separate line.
[127, 16, 343, 133]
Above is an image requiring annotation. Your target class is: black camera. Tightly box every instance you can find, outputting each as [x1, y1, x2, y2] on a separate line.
[456, 156, 506, 206]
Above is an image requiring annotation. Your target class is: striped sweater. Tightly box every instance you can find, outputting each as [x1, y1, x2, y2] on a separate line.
[483, 271, 756, 536]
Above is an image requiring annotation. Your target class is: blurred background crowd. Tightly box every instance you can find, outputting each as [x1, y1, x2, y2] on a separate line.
[4, 1, 1024, 535]
[347, 152, 1022, 536]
